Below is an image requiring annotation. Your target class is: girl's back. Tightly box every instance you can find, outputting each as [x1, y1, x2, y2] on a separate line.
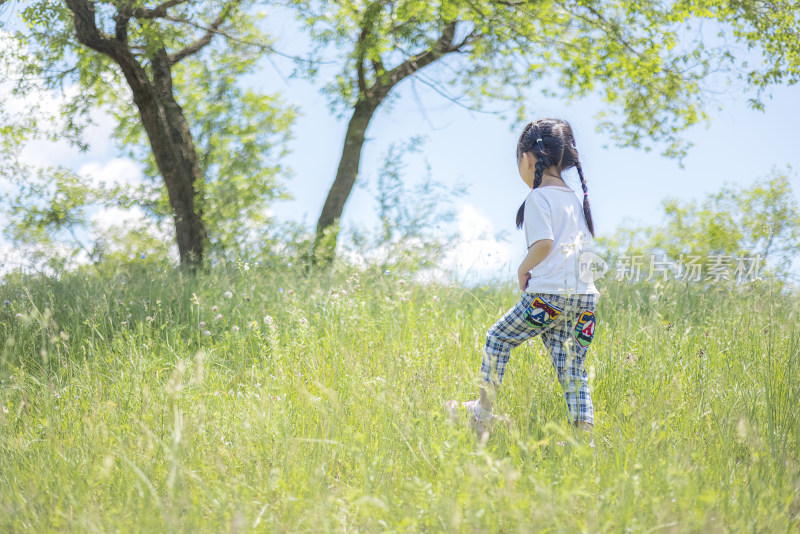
[522, 185, 599, 296]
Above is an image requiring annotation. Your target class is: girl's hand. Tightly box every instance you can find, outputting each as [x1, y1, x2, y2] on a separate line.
[518, 268, 531, 292]
[517, 239, 554, 292]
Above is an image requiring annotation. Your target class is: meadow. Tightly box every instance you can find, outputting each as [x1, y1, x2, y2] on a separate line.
[0, 259, 798, 532]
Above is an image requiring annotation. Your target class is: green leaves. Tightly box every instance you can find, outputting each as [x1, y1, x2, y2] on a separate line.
[1, 0, 296, 264]
[599, 169, 800, 278]
[292, 0, 799, 159]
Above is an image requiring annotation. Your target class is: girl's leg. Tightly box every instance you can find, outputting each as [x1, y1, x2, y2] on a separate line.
[448, 293, 565, 434]
[540, 294, 597, 429]
[479, 294, 560, 413]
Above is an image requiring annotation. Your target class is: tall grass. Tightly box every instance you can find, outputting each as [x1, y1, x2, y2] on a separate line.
[1, 259, 798, 532]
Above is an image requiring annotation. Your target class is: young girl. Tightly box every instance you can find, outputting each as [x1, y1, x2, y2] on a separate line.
[447, 118, 600, 437]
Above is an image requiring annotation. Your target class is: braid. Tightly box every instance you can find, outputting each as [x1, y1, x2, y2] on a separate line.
[515, 201, 525, 229]
[533, 154, 547, 190]
[517, 154, 549, 229]
[576, 161, 595, 237]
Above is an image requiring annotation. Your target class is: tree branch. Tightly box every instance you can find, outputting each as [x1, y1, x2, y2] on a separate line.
[382, 21, 462, 90]
[169, 3, 237, 64]
[354, 2, 389, 96]
[114, 6, 130, 43]
[65, 0, 118, 55]
[567, 2, 644, 61]
[151, 47, 173, 95]
[370, 57, 384, 75]
[129, 0, 191, 20]
[64, 0, 152, 95]
[356, 25, 368, 95]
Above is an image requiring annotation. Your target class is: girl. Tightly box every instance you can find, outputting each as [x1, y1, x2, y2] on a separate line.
[447, 118, 600, 438]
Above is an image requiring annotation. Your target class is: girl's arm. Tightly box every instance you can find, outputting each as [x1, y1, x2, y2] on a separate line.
[518, 239, 554, 291]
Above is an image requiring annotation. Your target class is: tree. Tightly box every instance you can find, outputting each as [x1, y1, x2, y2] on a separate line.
[291, 0, 800, 262]
[346, 136, 467, 273]
[111, 39, 296, 263]
[597, 170, 800, 280]
[0, 0, 294, 268]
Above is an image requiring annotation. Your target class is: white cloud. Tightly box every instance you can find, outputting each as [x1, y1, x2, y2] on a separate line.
[0, 240, 92, 280]
[15, 85, 122, 168]
[430, 203, 517, 285]
[79, 158, 143, 189]
[90, 206, 148, 235]
[0, 241, 31, 276]
[2, 31, 123, 167]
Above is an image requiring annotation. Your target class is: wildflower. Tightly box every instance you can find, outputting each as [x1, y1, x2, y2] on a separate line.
[433, 296, 440, 303]
[140, 253, 146, 259]
[203, 330, 211, 337]
[212, 305, 218, 313]
[299, 317, 308, 327]
[340, 289, 347, 295]
[279, 288, 284, 293]
[384, 269, 391, 275]
[269, 324, 278, 332]
[200, 321, 206, 328]
[287, 262, 293, 268]
[224, 291, 233, 299]
[15, 313, 23, 320]
[288, 289, 295, 296]
[215, 314, 223, 321]
[191, 292, 200, 305]
[121, 321, 127, 326]
[232, 325, 240, 333]
[248, 321, 258, 329]
[264, 315, 274, 325]
[146, 316, 154, 322]
[3, 300, 10, 307]
[398, 279, 405, 286]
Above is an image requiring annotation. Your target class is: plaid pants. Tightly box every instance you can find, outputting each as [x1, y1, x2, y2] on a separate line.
[480, 292, 599, 424]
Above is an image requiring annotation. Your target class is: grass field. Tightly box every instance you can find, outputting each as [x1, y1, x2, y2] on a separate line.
[1, 259, 798, 532]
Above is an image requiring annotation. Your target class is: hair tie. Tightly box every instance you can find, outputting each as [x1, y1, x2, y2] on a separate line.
[535, 138, 543, 144]
[583, 191, 588, 197]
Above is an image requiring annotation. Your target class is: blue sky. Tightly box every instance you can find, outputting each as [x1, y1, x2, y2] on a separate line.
[266, 72, 800, 234]
[243, 6, 800, 282]
[1, 5, 799, 281]
[252, 40, 800, 280]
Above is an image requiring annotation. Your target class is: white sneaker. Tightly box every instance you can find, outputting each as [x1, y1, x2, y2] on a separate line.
[445, 399, 508, 436]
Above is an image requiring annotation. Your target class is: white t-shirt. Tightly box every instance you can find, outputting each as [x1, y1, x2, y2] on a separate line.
[523, 185, 600, 296]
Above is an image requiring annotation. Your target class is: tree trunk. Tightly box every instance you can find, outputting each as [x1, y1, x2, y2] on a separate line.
[64, 0, 208, 268]
[146, 50, 208, 267]
[314, 97, 380, 263]
[124, 76, 208, 268]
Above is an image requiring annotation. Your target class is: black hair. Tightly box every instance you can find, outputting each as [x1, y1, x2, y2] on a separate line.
[514, 118, 595, 237]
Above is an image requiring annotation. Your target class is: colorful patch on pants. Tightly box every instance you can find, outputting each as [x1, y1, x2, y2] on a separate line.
[523, 296, 563, 328]
[574, 311, 596, 347]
